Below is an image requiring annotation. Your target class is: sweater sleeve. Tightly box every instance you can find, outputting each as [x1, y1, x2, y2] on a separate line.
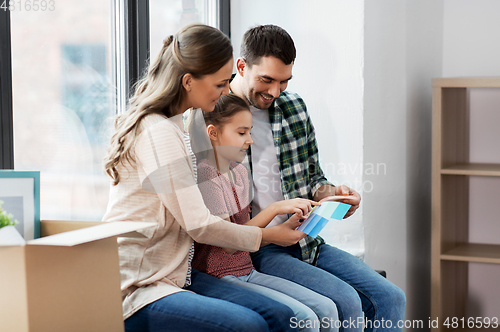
[134, 118, 261, 251]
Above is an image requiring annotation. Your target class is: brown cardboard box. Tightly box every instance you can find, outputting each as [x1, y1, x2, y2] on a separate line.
[0, 221, 154, 332]
[40, 219, 103, 237]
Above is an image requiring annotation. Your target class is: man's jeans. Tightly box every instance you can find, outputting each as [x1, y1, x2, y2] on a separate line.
[251, 243, 406, 332]
[125, 269, 298, 332]
[222, 269, 339, 332]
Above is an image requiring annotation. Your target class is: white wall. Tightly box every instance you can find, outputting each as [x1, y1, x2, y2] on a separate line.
[405, 0, 444, 326]
[364, 0, 444, 327]
[363, 0, 408, 290]
[442, 0, 500, 77]
[231, 0, 366, 256]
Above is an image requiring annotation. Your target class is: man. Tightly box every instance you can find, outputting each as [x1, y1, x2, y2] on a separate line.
[230, 24, 406, 332]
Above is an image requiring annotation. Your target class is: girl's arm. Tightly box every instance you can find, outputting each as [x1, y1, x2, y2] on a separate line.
[245, 198, 320, 228]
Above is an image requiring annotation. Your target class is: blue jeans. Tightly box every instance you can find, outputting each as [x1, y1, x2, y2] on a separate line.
[251, 243, 406, 332]
[124, 292, 267, 332]
[222, 269, 339, 332]
[189, 269, 298, 332]
[125, 269, 297, 332]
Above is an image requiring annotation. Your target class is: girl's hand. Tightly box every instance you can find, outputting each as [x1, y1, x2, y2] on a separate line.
[270, 198, 320, 219]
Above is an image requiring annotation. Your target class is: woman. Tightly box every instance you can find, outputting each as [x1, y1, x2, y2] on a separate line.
[102, 24, 307, 332]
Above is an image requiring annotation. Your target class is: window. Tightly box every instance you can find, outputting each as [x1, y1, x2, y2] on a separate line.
[61, 44, 110, 144]
[10, 1, 114, 220]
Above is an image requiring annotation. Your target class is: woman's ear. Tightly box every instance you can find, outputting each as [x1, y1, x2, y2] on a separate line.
[182, 73, 193, 92]
[207, 124, 218, 141]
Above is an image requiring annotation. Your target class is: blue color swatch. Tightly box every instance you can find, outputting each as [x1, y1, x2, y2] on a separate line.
[296, 201, 351, 237]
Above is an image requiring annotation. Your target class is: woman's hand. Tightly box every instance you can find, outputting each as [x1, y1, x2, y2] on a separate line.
[260, 213, 307, 247]
[269, 198, 320, 219]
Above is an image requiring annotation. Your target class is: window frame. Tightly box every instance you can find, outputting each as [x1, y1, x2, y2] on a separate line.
[114, 0, 150, 109]
[0, 10, 14, 169]
[219, 0, 230, 38]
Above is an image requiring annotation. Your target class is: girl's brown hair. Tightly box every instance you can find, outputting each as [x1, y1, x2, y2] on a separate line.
[203, 94, 250, 128]
[104, 24, 232, 185]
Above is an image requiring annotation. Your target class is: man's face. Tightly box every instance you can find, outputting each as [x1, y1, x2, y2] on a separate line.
[239, 56, 293, 110]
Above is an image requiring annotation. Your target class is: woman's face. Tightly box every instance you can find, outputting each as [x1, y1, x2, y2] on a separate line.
[188, 58, 234, 112]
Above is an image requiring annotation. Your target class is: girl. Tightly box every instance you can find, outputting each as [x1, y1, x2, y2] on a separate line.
[102, 24, 309, 332]
[189, 94, 339, 332]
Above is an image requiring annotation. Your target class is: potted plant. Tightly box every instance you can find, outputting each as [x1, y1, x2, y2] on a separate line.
[0, 200, 18, 229]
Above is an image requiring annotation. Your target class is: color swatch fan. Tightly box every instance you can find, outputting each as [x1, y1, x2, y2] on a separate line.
[297, 201, 351, 238]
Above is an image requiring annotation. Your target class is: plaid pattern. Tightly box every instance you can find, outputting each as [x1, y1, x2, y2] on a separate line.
[247, 91, 334, 264]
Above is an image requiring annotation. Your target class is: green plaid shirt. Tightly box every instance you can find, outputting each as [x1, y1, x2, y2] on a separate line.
[247, 91, 334, 265]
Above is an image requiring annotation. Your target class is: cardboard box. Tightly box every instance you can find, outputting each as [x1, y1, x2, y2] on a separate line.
[0, 221, 155, 332]
[40, 219, 103, 237]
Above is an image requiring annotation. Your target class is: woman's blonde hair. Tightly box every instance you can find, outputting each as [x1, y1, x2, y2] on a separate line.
[104, 24, 232, 185]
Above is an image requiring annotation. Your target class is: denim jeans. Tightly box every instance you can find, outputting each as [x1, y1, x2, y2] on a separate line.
[222, 269, 339, 332]
[124, 291, 267, 332]
[251, 243, 406, 332]
[124, 269, 298, 332]
[189, 269, 298, 332]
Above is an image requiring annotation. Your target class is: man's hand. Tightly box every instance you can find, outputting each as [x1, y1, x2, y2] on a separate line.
[333, 185, 360, 218]
[314, 184, 361, 218]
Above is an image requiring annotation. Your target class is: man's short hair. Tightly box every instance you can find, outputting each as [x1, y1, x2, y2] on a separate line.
[240, 24, 296, 67]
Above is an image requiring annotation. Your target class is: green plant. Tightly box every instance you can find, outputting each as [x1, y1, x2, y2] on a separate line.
[0, 200, 18, 229]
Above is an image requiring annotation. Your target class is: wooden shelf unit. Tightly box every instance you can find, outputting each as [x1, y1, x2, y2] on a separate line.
[441, 243, 500, 264]
[431, 77, 500, 332]
[441, 163, 500, 177]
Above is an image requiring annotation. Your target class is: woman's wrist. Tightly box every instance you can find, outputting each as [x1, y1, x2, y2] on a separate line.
[260, 227, 274, 247]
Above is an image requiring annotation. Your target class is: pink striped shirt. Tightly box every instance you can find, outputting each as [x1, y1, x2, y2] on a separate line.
[193, 159, 254, 278]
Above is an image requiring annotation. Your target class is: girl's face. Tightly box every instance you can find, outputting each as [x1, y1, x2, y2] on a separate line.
[188, 58, 234, 112]
[209, 110, 253, 163]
